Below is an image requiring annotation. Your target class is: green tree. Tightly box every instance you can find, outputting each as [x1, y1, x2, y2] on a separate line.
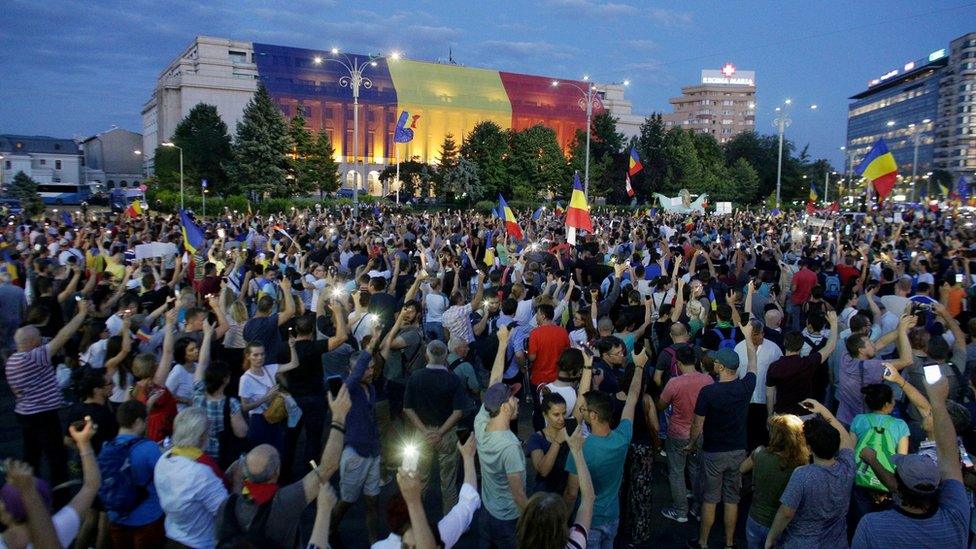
[287, 110, 316, 195]
[166, 103, 233, 195]
[442, 157, 482, 202]
[635, 113, 667, 196]
[227, 84, 291, 197]
[459, 121, 510, 198]
[378, 161, 434, 199]
[661, 128, 703, 194]
[568, 112, 624, 199]
[7, 171, 44, 216]
[724, 131, 803, 203]
[307, 131, 340, 198]
[508, 125, 568, 199]
[434, 133, 459, 196]
[727, 157, 760, 203]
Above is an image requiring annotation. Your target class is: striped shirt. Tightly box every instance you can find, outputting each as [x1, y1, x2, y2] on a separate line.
[6, 344, 63, 415]
[442, 303, 474, 343]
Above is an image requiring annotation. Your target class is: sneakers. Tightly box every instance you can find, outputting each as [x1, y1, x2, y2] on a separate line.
[661, 507, 689, 523]
[689, 506, 701, 521]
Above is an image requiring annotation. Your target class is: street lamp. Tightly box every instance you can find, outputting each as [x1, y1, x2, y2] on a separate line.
[907, 118, 932, 202]
[552, 77, 612, 199]
[160, 142, 183, 210]
[315, 49, 401, 212]
[771, 100, 817, 208]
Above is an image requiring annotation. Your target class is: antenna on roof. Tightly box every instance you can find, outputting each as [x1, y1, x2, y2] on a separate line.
[449, 47, 456, 65]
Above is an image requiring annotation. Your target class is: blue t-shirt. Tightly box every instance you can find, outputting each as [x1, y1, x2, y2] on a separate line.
[851, 479, 970, 548]
[108, 434, 164, 527]
[694, 372, 756, 453]
[566, 419, 632, 526]
[779, 448, 856, 549]
[243, 314, 282, 362]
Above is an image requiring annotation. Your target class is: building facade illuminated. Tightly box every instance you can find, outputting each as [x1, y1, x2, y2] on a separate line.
[846, 32, 976, 189]
[143, 36, 643, 194]
[662, 64, 757, 144]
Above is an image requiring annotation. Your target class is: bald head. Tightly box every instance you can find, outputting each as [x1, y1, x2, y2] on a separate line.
[670, 323, 689, 342]
[764, 309, 782, 329]
[14, 326, 41, 352]
[245, 444, 281, 484]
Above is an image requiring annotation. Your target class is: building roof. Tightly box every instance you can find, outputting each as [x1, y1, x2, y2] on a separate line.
[0, 135, 80, 155]
[848, 57, 948, 100]
[80, 127, 142, 144]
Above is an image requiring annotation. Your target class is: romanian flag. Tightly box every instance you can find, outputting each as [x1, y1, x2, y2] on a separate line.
[625, 174, 635, 197]
[180, 209, 205, 254]
[808, 183, 818, 202]
[1, 249, 19, 285]
[566, 172, 593, 233]
[498, 195, 523, 240]
[126, 201, 142, 218]
[708, 288, 717, 312]
[628, 147, 643, 176]
[554, 201, 565, 216]
[855, 139, 898, 201]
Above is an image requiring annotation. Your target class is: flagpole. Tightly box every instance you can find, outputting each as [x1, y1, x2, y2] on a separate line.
[395, 143, 400, 206]
[567, 226, 576, 246]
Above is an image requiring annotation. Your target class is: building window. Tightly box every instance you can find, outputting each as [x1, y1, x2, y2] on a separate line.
[55, 160, 61, 169]
[53, 178, 60, 182]
[15, 142, 23, 149]
[721, 119, 733, 125]
[4, 161, 9, 169]
[39, 159, 46, 165]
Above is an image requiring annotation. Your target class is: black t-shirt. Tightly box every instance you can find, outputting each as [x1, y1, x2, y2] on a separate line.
[367, 292, 398, 327]
[286, 339, 330, 397]
[65, 401, 118, 454]
[139, 287, 171, 313]
[694, 372, 756, 452]
[35, 295, 64, 338]
[524, 432, 569, 494]
[403, 367, 467, 426]
[765, 354, 823, 416]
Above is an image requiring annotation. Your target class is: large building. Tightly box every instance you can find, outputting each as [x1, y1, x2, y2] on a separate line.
[143, 36, 647, 194]
[0, 135, 83, 188]
[80, 127, 145, 189]
[662, 63, 757, 143]
[846, 32, 976, 188]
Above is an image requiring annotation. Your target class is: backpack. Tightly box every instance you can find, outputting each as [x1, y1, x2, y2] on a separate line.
[215, 494, 276, 548]
[824, 272, 841, 299]
[97, 437, 149, 516]
[663, 346, 680, 379]
[854, 415, 898, 491]
[711, 327, 736, 351]
[802, 335, 828, 357]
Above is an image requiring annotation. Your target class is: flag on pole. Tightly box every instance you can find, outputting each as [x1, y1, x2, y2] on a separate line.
[808, 182, 818, 202]
[126, 201, 143, 219]
[625, 173, 635, 197]
[708, 288, 717, 312]
[939, 182, 949, 197]
[531, 206, 545, 221]
[855, 138, 898, 201]
[498, 195, 523, 240]
[1, 250, 19, 285]
[554, 201, 565, 216]
[628, 147, 643, 176]
[179, 210, 205, 254]
[566, 172, 593, 246]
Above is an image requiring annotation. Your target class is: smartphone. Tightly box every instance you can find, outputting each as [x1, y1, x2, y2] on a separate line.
[71, 419, 87, 432]
[924, 364, 942, 384]
[956, 274, 965, 284]
[845, 224, 851, 236]
[327, 376, 344, 398]
[457, 427, 471, 445]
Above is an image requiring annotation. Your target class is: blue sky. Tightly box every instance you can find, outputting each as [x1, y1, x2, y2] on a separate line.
[1, 0, 972, 167]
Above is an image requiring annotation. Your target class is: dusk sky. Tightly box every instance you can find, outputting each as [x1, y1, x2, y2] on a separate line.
[1, 1, 973, 167]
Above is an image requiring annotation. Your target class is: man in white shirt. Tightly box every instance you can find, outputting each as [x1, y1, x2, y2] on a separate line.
[734, 319, 783, 450]
[154, 408, 228, 549]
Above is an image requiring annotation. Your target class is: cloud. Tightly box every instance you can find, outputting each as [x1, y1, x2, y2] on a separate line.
[627, 39, 659, 52]
[646, 8, 693, 27]
[544, 0, 639, 17]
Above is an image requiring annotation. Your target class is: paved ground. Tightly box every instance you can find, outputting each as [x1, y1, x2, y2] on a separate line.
[0, 372, 749, 548]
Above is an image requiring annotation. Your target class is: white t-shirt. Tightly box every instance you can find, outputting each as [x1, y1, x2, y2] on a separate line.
[425, 292, 450, 323]
[0, 506, 81, 549]
[239, 364, 280, 415]
[165, 363, 196, 412]
[543, 383, 578, 419]
[81, 338, 108, 369]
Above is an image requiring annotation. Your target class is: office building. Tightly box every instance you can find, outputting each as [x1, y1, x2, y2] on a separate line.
[80, 127, 145, 189]
[662, 63, 757, 143]
[143, 36, 647, 194]
[0, 135, 83, 188]
[846, 32, 976, 191]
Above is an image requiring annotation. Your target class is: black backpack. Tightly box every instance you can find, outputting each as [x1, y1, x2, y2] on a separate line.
[217, 397, 249, 471]
[216, 494, 276, 548]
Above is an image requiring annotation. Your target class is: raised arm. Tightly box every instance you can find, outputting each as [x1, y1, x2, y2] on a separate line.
[801, 398, 855, 450]
[817, 311, 840, 362]
[302, 384, 351, 502]
[47, 299, 89, 356]
[925, 376, 964, 483]
[567, 425, 595, 532]
[488, 324, 511, 386]
[57, 266, 82, 303]
[193, 319, 214, 384]
[152, 308, 178, 387]
[621, 348, 648, 422]
[66, 417, 101, 518]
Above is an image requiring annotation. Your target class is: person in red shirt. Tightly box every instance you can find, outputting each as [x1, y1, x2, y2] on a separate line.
[131, 308, 179, 442]
[528, 303, 570, 430]
[788, 260, 817, 332]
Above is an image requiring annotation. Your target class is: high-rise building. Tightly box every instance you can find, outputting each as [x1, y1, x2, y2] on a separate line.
[143, 36, 646, 195]
[845, 32, 976, 192]
[662, 63, 757, 143]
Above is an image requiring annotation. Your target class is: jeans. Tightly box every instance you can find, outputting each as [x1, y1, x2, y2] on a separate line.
[424, 321, 445, 341]
[745, 516, 770, 549]
[283, 393, 327, 482]
[480, 511, 517, 549]
[665, 435, 700, 516]
[17, 410, 68, 487]
[586, 518, 619, 549]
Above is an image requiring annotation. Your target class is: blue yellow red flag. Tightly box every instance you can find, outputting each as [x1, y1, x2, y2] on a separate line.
[628, 147, 643, 176]
[855, 139, 898, 200]
[180, 210, 205, 254]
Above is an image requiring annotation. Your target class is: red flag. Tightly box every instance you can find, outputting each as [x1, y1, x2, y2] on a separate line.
[806, 201, 815, 215]
[830, 201, 839, 213]
[625, 174, 635, 197]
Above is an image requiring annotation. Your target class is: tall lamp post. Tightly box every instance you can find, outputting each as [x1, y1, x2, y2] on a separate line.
[840, 146, 855, 204]
[771, 100, 817, 209]
[551, 76, 622, 200]
[315, 49, 400, 213]
[907, 118, 931, 202]
[160, 142, 183, 210]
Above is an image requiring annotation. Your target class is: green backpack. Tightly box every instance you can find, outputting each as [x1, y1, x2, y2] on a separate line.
[854, 415, 898, 492]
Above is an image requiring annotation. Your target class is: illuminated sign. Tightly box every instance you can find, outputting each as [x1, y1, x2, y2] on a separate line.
[701, 65, 755, 86]
[867, 48, 949, 88]
[904, 61, 915, 72]
[929, 49, 946, 61]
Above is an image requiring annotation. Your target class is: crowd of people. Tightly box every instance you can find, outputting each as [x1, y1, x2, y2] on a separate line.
[0, 201, 974, 549]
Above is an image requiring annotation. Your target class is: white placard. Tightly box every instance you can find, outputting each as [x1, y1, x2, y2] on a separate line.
[134, 242, 178, 260]
[716, 202, 733, 215]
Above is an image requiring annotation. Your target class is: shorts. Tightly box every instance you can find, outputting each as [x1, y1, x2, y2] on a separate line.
[701, 450, 747, 504]
[339, 446, 381, 502]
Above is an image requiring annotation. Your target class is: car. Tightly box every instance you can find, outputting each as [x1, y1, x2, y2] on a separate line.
[0, 198, 23, 215]
[336, 188, 355, 199]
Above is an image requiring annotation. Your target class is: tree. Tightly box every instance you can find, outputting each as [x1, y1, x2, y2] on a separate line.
[379, 161, 434, 199]
[508, 125, 568, 200]
[227, 84, 291, 197]
[442, 157, 482, 202]
[661, 128, 703, 195]
[7, 171, 44, 216]
[307, 131, 340, 198]
[286, 110, 316, 195]
[727, 158, 760, 203]
[568, 112, 624, 199]
[167, 103, 233, 195]
[434, 133, 459, 197]
[724, 131, 804, 203]
[459, 121, 510, 198]
[635, 113, 667, 196]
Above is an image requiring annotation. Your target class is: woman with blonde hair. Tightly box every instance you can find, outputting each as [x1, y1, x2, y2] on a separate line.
[739, 414, 808, 549]
[517, 426, 593, 549]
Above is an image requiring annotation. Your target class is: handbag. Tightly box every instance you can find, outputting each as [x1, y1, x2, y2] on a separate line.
[263, 393, 287, 424]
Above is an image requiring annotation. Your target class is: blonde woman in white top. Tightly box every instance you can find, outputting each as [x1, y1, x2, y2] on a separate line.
[238, 339, 299, 454]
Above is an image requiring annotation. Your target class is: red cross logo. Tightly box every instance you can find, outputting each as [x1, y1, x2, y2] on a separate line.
[721, 63, 736, 78]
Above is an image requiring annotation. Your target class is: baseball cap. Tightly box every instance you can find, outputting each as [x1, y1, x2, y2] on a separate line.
[707, 348, 740, 370]
[892, 454, 941, 494]
[483, 382, 521, 413]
